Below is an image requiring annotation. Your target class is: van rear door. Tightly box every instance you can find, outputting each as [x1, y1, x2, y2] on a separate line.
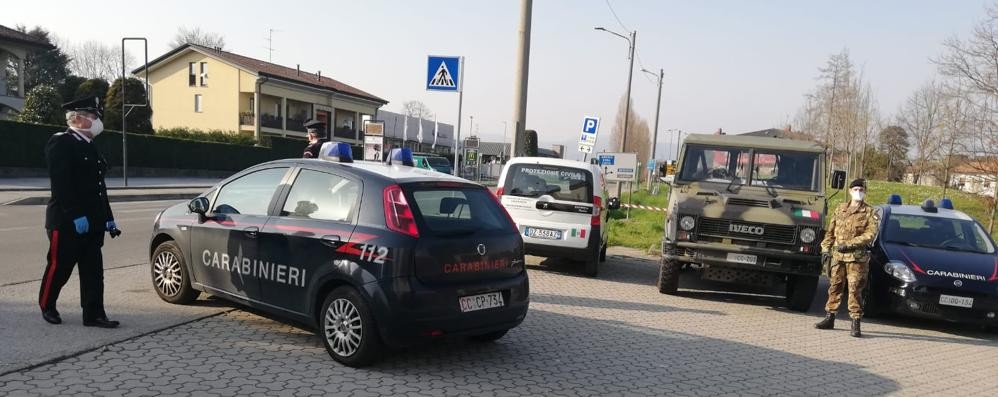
[499, 163, 595, 249]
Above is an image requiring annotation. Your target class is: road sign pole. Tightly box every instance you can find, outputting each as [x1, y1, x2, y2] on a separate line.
[453, 57, 464, 176]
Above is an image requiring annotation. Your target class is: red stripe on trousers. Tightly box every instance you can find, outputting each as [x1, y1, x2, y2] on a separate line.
[39, 230, 59, 310]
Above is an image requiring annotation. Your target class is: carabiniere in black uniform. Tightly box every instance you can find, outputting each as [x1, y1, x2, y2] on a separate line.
[39, 96, 121, 328]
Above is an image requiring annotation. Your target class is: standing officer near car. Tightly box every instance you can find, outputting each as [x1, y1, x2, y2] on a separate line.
[815, 178, 879, 337]
[302, 119, 326, 158]
[38, 96, 121, 328]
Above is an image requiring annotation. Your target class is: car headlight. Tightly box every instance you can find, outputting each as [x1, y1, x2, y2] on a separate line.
[884, 261, 917, 282]
[680, 216, 696, 231]
[800, 228, 816, 244]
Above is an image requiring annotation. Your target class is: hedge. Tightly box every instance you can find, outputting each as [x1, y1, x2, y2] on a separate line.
[155, 127, 258, 146]
[1, 120, 308, 171]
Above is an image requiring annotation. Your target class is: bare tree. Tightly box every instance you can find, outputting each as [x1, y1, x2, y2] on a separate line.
[400, 100, 434, 119]
[897, 81, 946, 185]
[609, 95, 651, 181]
[169, 26, 226, 49]
[67, 40, 135, 81]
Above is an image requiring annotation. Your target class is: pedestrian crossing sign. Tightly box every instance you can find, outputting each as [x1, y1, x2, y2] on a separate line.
[427, 56, 461, 92]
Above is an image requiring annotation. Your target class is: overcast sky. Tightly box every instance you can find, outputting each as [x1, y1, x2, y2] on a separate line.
[4, 0, 992, 160]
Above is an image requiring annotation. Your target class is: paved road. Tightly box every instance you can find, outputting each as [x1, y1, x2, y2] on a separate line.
[0, 200, 182, 285]
[1, 248, 995, 396]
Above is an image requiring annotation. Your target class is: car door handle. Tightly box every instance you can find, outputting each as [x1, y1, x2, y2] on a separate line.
[243, 226, 259, 238]
[320, 235, 342, 247]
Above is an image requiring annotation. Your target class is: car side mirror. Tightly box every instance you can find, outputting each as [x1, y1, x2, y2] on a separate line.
[188, 197, 210, 215]
[830, 170, 846, 190]
[607, 197, 621, 210]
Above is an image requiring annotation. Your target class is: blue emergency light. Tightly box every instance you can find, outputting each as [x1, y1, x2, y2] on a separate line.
[319, 142, 354, 163]
[940, 198, 954, 210]
[887, 194, 903, 205]
[921, 199, 938, 213]
[387, 148, 415, 167]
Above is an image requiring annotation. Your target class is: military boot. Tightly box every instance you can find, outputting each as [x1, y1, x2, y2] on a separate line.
[851, 318, 862, 337]
[814, 312, 835, 330]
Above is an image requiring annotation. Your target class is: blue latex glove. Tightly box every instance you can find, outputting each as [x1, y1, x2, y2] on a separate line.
[106, 220, 117, 230]
[73, 216, 89, 234]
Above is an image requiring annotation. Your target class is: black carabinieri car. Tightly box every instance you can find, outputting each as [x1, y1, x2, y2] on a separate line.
[866, 196, 998, 326]
[149, 144, 529, 366]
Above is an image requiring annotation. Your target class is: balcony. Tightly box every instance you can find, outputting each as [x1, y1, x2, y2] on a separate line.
[239, 112, 255, 126]
[261, 113, 282, 129]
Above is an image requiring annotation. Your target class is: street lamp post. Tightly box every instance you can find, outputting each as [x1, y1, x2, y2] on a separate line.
[642, 68, 663, 191]
[502, 121, 508, 163]
[595, 26, 636, 198]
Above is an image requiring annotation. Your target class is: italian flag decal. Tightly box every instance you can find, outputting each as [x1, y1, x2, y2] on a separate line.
[570, 228, 588, 238]
[793, 208, 820, 219]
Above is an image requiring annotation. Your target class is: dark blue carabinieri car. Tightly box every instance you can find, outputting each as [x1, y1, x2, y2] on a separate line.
[867, 195, 998, 325]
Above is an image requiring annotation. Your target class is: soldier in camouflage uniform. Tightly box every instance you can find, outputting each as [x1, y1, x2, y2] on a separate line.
[815, 178, 879, 337]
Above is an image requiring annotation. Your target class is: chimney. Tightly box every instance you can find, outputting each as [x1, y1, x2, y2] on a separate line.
[317, 71, 322, 81]
[715, 128, 724, 135]
[297, 64, 300, 77]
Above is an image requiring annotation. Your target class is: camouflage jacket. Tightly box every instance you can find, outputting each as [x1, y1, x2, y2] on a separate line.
[820, 201, 880, 262]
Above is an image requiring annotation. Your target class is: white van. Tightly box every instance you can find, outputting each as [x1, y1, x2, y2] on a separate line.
[496, 157, 620, 277]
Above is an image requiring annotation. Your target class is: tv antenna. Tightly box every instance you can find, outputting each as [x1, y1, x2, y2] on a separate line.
[265, 28, 280, 62]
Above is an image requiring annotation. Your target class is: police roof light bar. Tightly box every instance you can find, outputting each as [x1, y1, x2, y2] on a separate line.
[387, 148, 415, 167]
[940, 198, 954, 210]
[887, 194, 903, 205]
[319, 142, 354, 163]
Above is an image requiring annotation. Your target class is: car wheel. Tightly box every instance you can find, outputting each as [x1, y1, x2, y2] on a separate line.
[584, 245, 599, 277]
[151, 241, 199, 304]
[469, 329, 509, 343]
[786, 275, 818, 312]
[658, 257, 680, 294]
[320, 286, 382, 367]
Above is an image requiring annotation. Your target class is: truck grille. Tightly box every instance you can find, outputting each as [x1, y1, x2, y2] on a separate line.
[695, 217, 797, 245]
[726, 198, 772, 208]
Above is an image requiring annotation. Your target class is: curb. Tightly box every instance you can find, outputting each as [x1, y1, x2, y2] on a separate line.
[4, 192, 201, 206]
[0, 185, 213, 192]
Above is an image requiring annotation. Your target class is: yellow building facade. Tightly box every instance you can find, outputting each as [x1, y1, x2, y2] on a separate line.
[135, 44, 387, 144]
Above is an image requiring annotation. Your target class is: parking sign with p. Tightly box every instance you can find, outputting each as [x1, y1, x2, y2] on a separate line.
[583, 117, 600, 135]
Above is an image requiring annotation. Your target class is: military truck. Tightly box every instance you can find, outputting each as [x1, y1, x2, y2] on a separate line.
[659, 134, 845, 311]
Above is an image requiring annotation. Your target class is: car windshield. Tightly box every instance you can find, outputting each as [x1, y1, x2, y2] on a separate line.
[407, 186, 513, 235]
[503, 164, 592, 203]
[426, 157, 451, 168]
[884, 214, 996, 254]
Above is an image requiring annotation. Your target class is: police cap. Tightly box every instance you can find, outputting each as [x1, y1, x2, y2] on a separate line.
[304, 119, 326, 131]
[62, 96, 103, 118]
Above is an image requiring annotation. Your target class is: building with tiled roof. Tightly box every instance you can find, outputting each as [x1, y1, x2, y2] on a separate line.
[1, 24, 56, 120]
[133, 44, 388, 143]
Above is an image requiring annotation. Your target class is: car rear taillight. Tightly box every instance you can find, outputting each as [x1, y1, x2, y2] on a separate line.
[487, 188, 518, 232]
[591, 196, 603, 226]
[383, 185, 419, 238]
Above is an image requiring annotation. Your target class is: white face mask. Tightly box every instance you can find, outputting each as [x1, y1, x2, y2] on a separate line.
[850, 191, 865, 202]
[85, 117, 104, 137]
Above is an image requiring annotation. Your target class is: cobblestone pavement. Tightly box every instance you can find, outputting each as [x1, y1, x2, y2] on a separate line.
[1, 248, 996, 396]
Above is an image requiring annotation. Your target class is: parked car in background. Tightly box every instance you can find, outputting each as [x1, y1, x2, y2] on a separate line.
[413, 153, 453, 175]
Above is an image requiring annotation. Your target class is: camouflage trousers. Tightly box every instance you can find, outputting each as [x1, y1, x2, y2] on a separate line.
[824, 259, 868, 319]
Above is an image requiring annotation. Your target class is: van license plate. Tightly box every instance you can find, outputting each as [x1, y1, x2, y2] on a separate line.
[939, 294, 973, 308]
[726, 253, 758, 265]
[460, 292, 505, 313]
[525, 227, 562, 240]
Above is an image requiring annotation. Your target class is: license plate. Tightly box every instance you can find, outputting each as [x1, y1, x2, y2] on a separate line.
[726, 253, 758, 265]
[525, 227, 562, 240]
[939, 294, 974, 308]
[459, 292, 505, 313]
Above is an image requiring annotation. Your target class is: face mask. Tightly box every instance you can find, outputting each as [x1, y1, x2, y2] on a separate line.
[850, 191, 865, 201]
[86, 118, 104, 137]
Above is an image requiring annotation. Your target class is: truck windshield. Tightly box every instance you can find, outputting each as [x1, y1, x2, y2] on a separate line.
[748, 151, 819, 191]
[678, 146, 750, 184]
[679, 146, 820, 192]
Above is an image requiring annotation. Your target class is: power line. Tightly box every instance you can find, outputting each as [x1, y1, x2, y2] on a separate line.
[604, 0, 630, 32]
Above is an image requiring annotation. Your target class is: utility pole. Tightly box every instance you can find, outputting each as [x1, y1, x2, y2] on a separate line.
[643, 68, 663, 191]
[511, 0, 532, 157]
[675, 129, 682, 162]
[595, 27, 636, 198]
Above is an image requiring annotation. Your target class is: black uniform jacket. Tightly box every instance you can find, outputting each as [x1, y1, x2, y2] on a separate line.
[44, 129, 114, 231]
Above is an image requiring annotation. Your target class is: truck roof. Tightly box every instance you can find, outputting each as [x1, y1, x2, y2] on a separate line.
[684, 134, 824, 153]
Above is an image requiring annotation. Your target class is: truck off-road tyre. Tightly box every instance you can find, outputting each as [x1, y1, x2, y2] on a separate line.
[658, 257, 680, 294]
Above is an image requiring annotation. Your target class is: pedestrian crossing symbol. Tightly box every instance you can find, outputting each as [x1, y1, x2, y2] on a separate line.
[426, 56, 461, 92]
